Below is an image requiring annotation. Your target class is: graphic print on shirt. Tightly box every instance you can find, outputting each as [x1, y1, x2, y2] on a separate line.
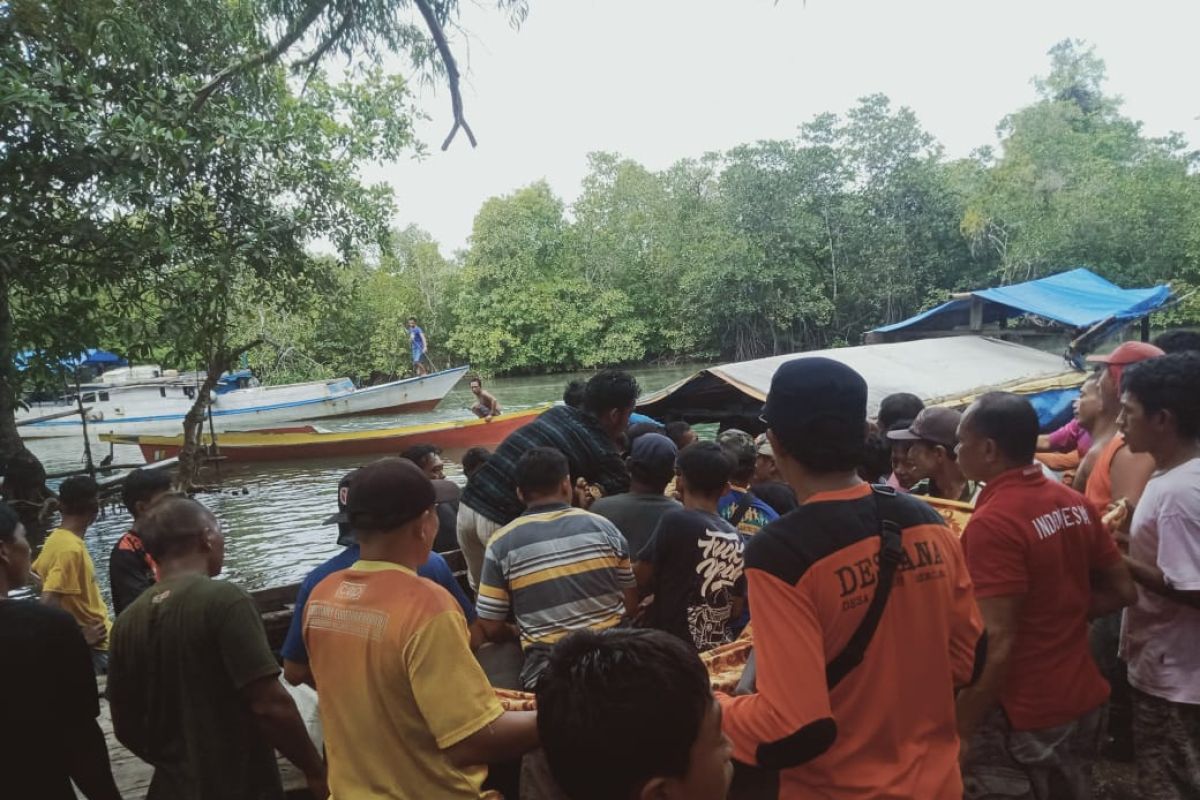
[690, 527, 744, 650]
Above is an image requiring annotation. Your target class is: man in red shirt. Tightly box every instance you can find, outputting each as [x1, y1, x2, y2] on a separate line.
[955, 392, 1137, 799]
[718, 357, 985, 799]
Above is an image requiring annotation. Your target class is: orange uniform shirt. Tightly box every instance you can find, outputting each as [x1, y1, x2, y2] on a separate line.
[304, 561, 504, 799]
[718, 484, 984, 799]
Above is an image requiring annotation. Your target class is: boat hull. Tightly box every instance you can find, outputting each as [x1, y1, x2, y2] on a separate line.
[111, 405, 549, 464]
[19, 367, 469, 438]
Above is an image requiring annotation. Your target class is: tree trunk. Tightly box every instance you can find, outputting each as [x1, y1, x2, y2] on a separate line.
[174, 362, 223, 492]
[0, 269, 53, 543]
[174, 338, 262, 492]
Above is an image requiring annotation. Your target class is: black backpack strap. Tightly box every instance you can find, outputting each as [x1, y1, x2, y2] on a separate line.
[825, 485, 905, 690]
[729, 489, 757, 528]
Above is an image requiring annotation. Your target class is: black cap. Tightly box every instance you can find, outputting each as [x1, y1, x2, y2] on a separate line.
[761, 357, 867, 449]
[326, 462, 457, 543]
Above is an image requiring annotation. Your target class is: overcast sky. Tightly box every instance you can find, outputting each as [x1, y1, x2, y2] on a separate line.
[374, 0, 1199, 253]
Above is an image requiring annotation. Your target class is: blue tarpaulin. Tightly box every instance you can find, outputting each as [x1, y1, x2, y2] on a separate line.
[15, 348, 127, 371]
[871, 268, 1173, 336]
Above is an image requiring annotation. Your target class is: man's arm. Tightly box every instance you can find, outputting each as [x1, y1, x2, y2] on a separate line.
[621, 586, 639, 617]
[1123, 555, 1200, 610]
[718, 568, 836, 769]
[477, 616, 516, 643]
[955, 594, 1023, 742]
[484, 390, 500, 415]
[57, 617, 121, 800]
[633, 560, 654, 597]
[1110, 447, 1157, 507]
[64, 720, 122, 800]
[282, 659, 315, 689]
[444, 710, 540, 768]
[1089, 561, 1138, 618]
[241, 675, 327, 798]
[110, 547, 153, 616]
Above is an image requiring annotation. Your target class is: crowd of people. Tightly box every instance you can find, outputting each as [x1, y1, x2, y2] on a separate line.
[1, 330, 1198, 800]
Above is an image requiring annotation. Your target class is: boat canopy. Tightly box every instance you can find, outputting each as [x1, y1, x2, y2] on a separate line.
[15, 348, 127, 371]
[868, 268, 1172, 344]
[636, 337, 1083, 432]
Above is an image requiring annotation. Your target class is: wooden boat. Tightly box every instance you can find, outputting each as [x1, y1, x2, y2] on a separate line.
[103, 405, 552, 464]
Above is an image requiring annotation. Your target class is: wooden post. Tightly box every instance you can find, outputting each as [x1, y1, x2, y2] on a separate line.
[1140, 316, 1151, 343]
[968, 296, 984, 331]
[74, 373, 96, 478]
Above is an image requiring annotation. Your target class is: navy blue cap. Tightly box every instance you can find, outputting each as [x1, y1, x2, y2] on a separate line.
[761, 357, 867, 449]
[629, 432, 678, 474]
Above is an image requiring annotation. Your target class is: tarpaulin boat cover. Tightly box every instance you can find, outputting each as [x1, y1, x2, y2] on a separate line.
[870, 268, 1172, 336]
[15, 348, 127, 371]
[637, 337, 1082, 430]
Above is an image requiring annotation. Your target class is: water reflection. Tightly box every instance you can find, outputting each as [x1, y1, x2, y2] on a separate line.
[23, 363, 705, 603]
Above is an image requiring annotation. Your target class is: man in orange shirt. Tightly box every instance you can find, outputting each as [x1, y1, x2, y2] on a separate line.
[1077, 341, 1162, 509]
[304, 458, 538, 799]
[717, 357, 985, 799]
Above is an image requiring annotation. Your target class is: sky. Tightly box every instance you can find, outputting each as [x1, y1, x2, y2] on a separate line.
[374, 0, 1200, 253]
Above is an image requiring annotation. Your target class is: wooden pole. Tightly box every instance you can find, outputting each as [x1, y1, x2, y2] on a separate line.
[74, 372, 96, 478]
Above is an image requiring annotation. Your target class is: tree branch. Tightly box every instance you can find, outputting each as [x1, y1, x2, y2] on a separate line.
[192, 0, 332, 113]
[412, 0, 477, 150]
[292, 4, 355, 71]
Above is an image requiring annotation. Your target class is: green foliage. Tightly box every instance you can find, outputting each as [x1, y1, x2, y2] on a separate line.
[7, 29, 1200, 399]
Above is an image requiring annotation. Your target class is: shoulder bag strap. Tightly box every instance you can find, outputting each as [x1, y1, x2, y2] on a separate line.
[825, 485, 905, 690]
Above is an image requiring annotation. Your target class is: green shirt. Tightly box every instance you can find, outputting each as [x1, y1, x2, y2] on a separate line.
[107, 573, 283, 800]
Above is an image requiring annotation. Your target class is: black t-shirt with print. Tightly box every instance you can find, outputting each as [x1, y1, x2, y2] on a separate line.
[637, 508, 746, 652]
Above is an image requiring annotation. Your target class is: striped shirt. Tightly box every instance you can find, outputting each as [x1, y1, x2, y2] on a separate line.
[478, 504, 634, 685]
[461, 405, 630, 525]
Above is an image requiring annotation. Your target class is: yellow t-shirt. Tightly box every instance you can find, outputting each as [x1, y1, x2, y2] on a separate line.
[304, 560, 504, 799]
[33, 527, 112, 650]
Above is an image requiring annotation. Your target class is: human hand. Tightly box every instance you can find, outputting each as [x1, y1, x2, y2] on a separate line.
[573, 479, 601, 509]
[82, 621, 107, 647]
[1102, 498, 1131, 536]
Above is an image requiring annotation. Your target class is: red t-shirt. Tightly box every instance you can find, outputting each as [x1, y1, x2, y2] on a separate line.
[962, 465, 1121, 730]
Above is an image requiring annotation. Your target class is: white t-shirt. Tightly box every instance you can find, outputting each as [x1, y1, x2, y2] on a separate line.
[1120, 457, 1200, 704]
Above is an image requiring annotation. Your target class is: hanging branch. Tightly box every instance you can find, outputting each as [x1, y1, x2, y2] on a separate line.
[193, 0, 478, 149]
[293, 3, 355, 70]
[412, 0, 477, 150]
[192, 0, 332, 112]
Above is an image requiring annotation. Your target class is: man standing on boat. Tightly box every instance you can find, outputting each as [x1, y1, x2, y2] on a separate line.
[408, 317, 429, 376]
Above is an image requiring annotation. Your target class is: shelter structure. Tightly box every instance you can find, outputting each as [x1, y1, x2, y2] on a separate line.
[637, 337, 1083, 433]
[865, 268, 1172, 358]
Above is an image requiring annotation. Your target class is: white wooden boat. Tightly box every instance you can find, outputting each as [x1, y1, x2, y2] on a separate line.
[17, 366, 469, 438]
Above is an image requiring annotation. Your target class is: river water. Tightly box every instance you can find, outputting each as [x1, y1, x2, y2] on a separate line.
[24, 364, 705, 603]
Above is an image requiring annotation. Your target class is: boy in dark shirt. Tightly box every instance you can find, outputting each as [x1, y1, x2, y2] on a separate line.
[109, 468, 172, 615]
[635, 442, 746, 652]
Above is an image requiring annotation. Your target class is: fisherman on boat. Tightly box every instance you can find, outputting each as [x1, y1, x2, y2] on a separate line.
[469, 376, 501, 419]
[407, 317, 429, 376]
